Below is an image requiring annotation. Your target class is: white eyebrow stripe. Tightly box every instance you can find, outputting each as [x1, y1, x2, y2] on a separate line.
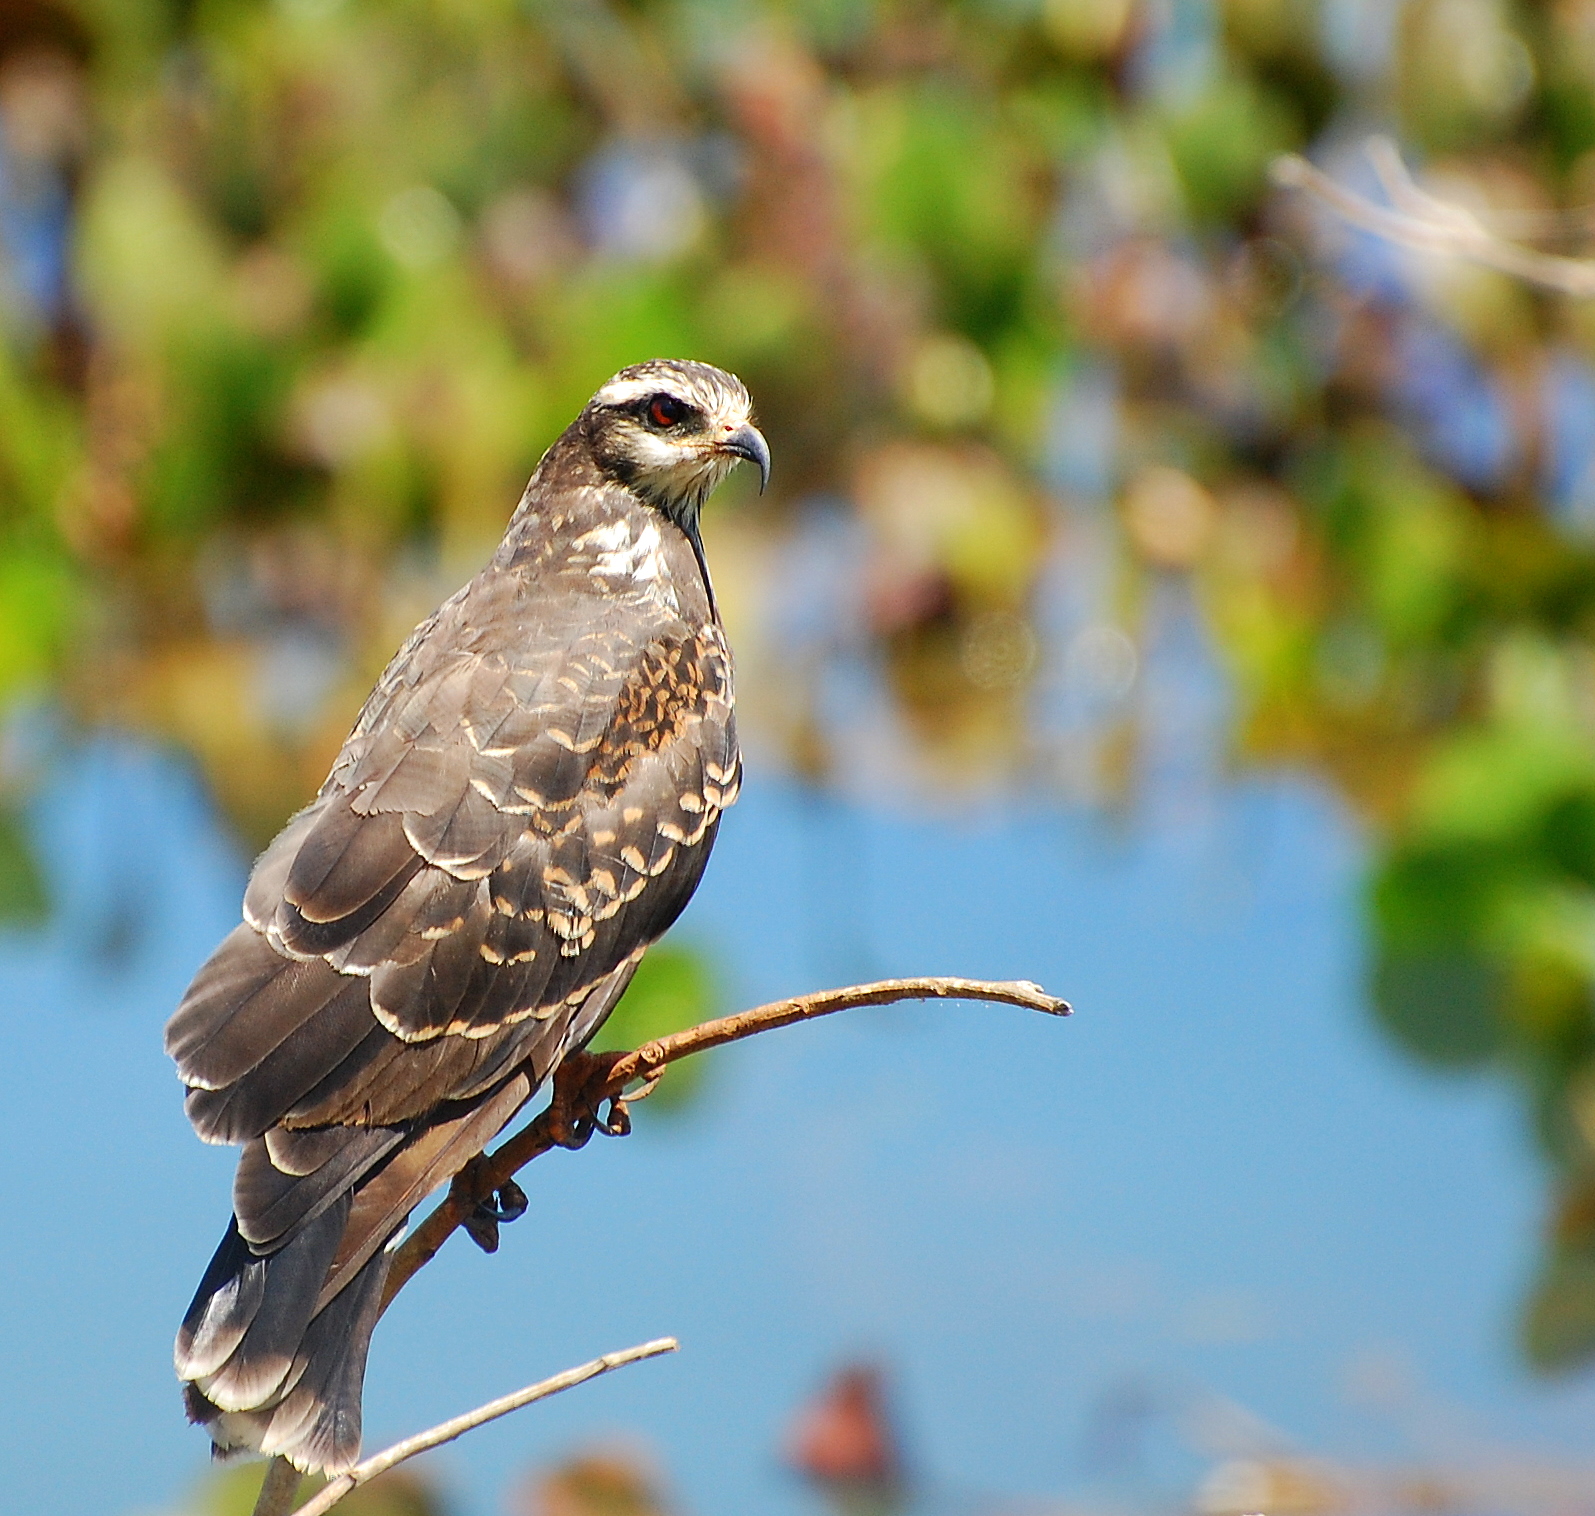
[594, 373, 749, 417]
[596, 377, 672, 405]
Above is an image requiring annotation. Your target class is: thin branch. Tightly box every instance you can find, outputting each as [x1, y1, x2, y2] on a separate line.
[248, 975, 1067, 1516]
[382, 976, 1069, 1308]
[1363, 136, 1480, 234]
[286, 1338, 678, 1516]
[1271, 139, 1595, 298]
[1362, 136, 1595, 241]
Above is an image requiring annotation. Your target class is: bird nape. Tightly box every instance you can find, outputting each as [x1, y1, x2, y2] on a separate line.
[165, 359, 766, 1474]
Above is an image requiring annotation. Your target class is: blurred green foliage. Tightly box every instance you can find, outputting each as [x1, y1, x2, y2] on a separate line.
[175, 1459, 441, 1516]
[0, 800, 47, 924]
[4, 0, 1595, 1369]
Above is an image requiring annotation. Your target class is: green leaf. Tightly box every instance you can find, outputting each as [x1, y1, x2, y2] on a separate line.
[1542, 791, 1595, 889]
[0, 803, 47, 927]
[588, 941, 718, 1112]
[1372, 836, 1530, 949]
[1370, 947, 1505, 1069]
[0, 547, 78, 709]
[1159, 69, 1299, 222]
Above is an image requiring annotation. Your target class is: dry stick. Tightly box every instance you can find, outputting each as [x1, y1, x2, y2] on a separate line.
[383, 976, 1071, 1306]
[1272, 144, 1595, 298]
[288, 1338, 678, 1516]
[251, 975, 1070, 1516]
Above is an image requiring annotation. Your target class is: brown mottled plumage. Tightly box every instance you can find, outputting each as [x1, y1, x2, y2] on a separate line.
[167, 360, 767, 1474]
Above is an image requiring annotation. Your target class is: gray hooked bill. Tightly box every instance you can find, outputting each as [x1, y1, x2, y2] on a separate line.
[720, 424, 771, 493]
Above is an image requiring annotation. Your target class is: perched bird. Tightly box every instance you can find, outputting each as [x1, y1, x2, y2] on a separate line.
[166, 359, 768, 1474]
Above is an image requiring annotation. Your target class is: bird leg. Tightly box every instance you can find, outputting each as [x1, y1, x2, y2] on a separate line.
[457, 1050, 636, 1252]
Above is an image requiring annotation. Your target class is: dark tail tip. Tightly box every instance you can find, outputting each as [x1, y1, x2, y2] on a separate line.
[176, 1205, 390, 1474]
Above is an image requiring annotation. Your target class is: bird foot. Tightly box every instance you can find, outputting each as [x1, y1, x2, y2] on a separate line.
[456, 1051, 635, 1252]
[460, 1171, 528, 1253]
[545, 1049, 632, 1149]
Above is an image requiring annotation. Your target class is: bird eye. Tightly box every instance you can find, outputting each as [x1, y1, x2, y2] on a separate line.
[648, 394, 686, 428]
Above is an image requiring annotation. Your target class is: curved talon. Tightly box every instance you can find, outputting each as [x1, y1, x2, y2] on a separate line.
[552, 1109, 596, 1150]
[545, 1048, 630, 1149]
[600, 1097, 632, 1137]
[463, 1208, 501, 1254]
[480, 1179, 528, 1223]
[463, 1179, 530, 1253]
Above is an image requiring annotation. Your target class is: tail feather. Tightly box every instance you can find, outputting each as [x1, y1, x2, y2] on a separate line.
[191, 1244, 391, 1475]
[176, 1072, 533, 1473]
[181, 1200, 348, 1412]
[173, 1223, 267, 1382]
[259, 1248, 389, 1470]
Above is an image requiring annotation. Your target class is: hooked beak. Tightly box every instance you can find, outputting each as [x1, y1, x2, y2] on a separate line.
[719, 423, 771, 494]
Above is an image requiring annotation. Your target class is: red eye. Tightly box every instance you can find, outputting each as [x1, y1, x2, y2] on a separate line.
[649, 394, 686, 428]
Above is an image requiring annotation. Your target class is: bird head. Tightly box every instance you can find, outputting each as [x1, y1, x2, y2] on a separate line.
[584, 359, 770, 526]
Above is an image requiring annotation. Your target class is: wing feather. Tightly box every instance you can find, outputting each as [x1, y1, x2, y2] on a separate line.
[183, 978, 379, 1144]
[170, 504, 738, 1183]
[167, 927, 346, 1094]
[283, 808, 418, 926]
[234, 1127, 405, 1249]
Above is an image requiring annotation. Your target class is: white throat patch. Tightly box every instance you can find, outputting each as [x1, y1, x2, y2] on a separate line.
[573, 516, 676, 605]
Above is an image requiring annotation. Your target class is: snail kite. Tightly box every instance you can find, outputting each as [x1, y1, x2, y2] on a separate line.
[166, 360, 768, 1473]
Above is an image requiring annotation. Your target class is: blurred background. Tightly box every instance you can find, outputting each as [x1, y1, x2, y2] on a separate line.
[10, 0, 1595, 1512]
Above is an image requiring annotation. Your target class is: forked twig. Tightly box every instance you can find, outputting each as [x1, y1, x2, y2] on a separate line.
[381, 976, 1071, 1304]
[250, 974, 1070, 1516]
[285, 1338, 678, 1516]
[1272, 138, 1595, 298]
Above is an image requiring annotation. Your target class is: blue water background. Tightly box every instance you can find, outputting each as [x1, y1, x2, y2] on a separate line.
[2, 735, 1592, 1516]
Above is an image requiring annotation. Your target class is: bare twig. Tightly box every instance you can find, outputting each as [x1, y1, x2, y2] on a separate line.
[382, 976, 1070, 1306]
[250, 975, 1069, 1516]
[1272, 139, 1595, 298]
[285, 1338, 678, 1516]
